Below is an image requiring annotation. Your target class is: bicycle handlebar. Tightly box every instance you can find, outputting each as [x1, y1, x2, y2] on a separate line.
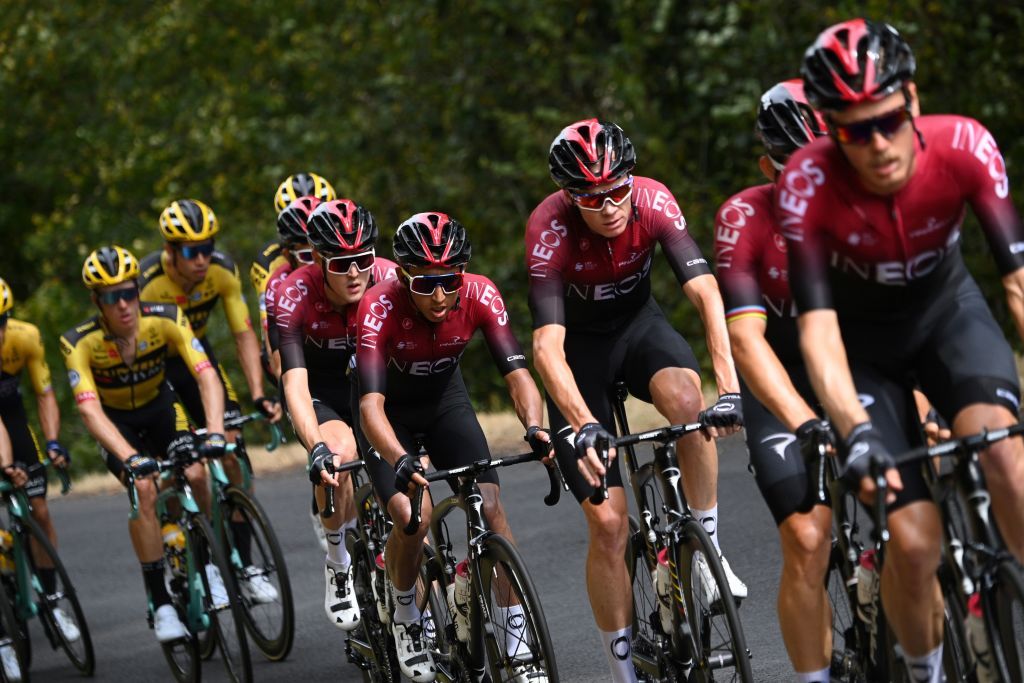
[195, 411, 285, 452]
[402, 450, 559, 536]
[315, 458, 367, 519]
[894, 420, 1024, 466]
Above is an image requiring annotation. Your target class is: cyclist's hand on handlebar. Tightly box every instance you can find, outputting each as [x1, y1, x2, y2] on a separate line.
[698, 393, 743, 439]
[795, 418, 834, 459]
[2, 463, 27, 488]
[255, 396, 283, 424]
[45, 439, 70, 468]
[199, 433, 227, 460]
[308, 442, 339, 487]
[126, 453, 160, 479]
[574, 422, 615, 487]
[842, 422, 900, 505]
[922, 408, 951, 447]
[394, 453, 428, 497]
[525, 426, 554, 465]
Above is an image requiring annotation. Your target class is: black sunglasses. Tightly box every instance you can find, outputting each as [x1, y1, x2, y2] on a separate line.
[97, 287, 139, 305]
[830, 107, 911, 146]
[178, 241, 216, 260]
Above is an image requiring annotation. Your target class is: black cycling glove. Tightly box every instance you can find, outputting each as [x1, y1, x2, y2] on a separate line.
[308, 442, 334, 485]
[574, 422, 613, 461]
[46, 439, 70, 466]
[126, 453, 159, 479]
[795, 418, 834, 459]
[255, 396, 279, 419]
[199, 433, 227, 460]
[166, 433, 197, 464]
[394, 454, 424, 495]
[700, 393, 744, 429]
[841, 421, 895, 487]
[525, 426, 552, 460]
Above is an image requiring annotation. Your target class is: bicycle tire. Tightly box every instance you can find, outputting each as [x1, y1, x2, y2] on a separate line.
[989, 557, 1024, 682]
[161, 525, 201, 683]
[0, 580, 27, 683]
[189, 515, 252, 683]
[477, 533, 559, 682]
[20, 513, 94, 675]
[675, 518, 753, 682]
[419, 537, 475, 682]
[219, 487, 295, 661]
[346, 527, 400, 683]
[937, 562, 970, 683]
[824, 540, 865, 683]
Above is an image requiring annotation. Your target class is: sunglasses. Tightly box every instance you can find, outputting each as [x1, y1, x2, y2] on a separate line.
[292, 247, 314, 265]
[402, 269, 465, 296]
[323, 250, 375, 275]
[831, 107, 911, 146]
[178, 241, 215, 260]
[97, 287, 139, 305]
[569, 175, 634, 211]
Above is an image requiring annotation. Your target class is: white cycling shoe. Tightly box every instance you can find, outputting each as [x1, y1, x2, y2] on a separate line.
[695, 551, 748, 603]
[154, 604, 189, 643]
[205, 563, 230, 609]
[719, 553, 748, 600]
[325, 562, 360, 631]
[392, 618, 437, 682]
[52, 605, 81, 642]
[242, 566, 279, 604]
[0, 643, 21, 682]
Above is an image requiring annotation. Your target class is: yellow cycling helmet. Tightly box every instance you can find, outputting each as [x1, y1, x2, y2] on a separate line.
[159, 199, 219, 242]
[274, 173, 336, 212]
[0, 278, 13, 316]
[82, 245, 140, 289]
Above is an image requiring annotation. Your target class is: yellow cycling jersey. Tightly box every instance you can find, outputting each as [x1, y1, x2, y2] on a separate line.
[138, 249, 252, 340]
[250, 240, 290, 335]
[59, 303, 212, 410]
[0, 319, 53, 409]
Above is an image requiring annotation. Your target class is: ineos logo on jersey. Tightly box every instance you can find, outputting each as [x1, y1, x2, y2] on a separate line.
[464, 281, 509, 326]
[715, 196, 757, 268]
[635, 186, 687, 230]
[566, 255, 652, 301]
[389, 356, 460, 376]
[952, 120, 1009, 198]
[529, 219, 568, 277]
[304, 335, 351, 351]
[777, 158, 826, 241]
[829, 242, 955, 285]
[359, 294, 394, 350]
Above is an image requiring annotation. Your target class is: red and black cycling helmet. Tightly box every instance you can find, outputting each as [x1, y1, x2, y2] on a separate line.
[392, 212, 471, 269]
[756, 79, 827, 165]
[276, 196, 321, 247]
[306, 199, 378, 254]
[548, 118, 637, 191]
[801, 18, 916, 112]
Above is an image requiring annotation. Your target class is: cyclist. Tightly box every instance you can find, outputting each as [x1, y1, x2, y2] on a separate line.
[714, 80, 834, 682]
[0, 277, 78, 642]
[353, 212, 551, 683]
[778, 19, 1024, 682]
[60, 246, 226, 643]
[275, 199, 396, 631]
[527, 118, 744, 681]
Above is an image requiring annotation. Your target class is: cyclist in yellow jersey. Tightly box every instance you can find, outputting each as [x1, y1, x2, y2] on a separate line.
[61, 246, 228, 644]
[0, 276, 76, 644]
[139, 199, 283, 433]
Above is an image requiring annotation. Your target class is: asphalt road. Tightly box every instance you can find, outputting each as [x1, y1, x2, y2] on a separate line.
[29, 433, 793, 682]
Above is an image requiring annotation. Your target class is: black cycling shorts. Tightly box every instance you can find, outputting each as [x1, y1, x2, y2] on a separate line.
[0, 403, 46, 499]
[312, 394, 353, 426]
[741, 366, 830, 526]
[353, 370, 497, 506]
[547, 298, 701, 503]
[166, 339, 242, 428]
[101, 387, 192, 485]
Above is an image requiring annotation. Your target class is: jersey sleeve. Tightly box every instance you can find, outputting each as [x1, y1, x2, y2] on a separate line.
[164, 307, 214, 379]
[59, 335, 99, 405]
[947, 118, 1024, 275]
[23, 324, 53, 395]
[525, 204, 568, 329]
[355, 289, 393, 396]
[714, 192, 767, 323]
[638, 181, 713, 285]
[470, 277, 529, 376]
[274, 272, 308, 373]
[215, 261, 254, 335]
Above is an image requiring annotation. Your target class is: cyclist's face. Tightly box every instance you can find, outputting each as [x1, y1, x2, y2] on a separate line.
[95, 284, 140, 335]
[574, 176, 632, 239]
[404, 265, 461, 323]
[168, 240, 213, 283]
[315, 251, 372, 306]
[829, 85, 919, 196]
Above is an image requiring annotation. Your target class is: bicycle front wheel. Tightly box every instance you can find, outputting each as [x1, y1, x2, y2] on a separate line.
[990, 557, 1024, 682]
[21, 514, 94, 675]
[477, 533, 558, 683]
[219, 487, 295, 661]
[0, 580, 27, 683]
[190, 515, 252, 683]
[676, 518, 753, 682]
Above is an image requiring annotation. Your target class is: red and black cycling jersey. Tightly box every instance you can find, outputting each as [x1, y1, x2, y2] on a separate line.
[356, 273, 528, 402]
[525, 175, 711, 332]
[777, 115, 1024, 318]
[714, 183, 800, 361]
[263, 261, 295, 351]
[274, 259, 398, 387]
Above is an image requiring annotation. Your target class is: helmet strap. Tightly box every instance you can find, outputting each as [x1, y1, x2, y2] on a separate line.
[902, 86, 926, 150]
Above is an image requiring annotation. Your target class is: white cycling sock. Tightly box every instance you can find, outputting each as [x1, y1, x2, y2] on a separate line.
[690, 505, 720, 553]
[904, 644, 943, 683]
[497, 604, 528, 657]
[392, 585, 420, 624]
[599, 627, 638, 683]
[796, 667, 829, 683]
[324, 525, 347, 568]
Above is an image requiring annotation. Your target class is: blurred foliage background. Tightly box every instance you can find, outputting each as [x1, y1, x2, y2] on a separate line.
[2, 1, 1022, 472]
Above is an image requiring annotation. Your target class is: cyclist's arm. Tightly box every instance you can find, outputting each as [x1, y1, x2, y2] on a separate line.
[220, 262, 274, 415]
[682, 273, 739, 394]
[729, 316, 816, 430]
[196, 366, 226, 435]
[358, 392, 406, 467]
[234, 327, 269, 407]
[797, 309, 867, 437]
[26, 332, 61, 442]
[76, 398, 137, 461]
[1002, 268, 1024, 342]
[37, 390, 60, 443]
[504, 368, 545, 430]
[282, 368, 322, 450]
[533, 323, 597, 431]
[0, 418, 11, 468]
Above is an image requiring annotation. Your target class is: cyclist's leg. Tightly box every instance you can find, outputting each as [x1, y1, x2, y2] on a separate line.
[853, 364, 944, 660]
[741, 376, 832, 674]
[311, 398, 358, 551]
[916, 280, 1024, 560]
[151, 399, 212, 516]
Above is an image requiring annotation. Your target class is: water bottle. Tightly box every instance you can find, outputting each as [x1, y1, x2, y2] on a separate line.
[654, 548, 675, 634]
[855, 549, 879, 625]
[371, 551, 389, 623]
[965, 592, 996, 683]
[161, 523, 186, 576]
[445, 559, 471, 642]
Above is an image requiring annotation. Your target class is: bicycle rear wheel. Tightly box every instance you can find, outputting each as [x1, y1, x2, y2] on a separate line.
[676, 518, 753, 682]
[219, 487, 294, 661]
[20, 514, 94, 675]
[477, 533, 559, 683]
[989, 557, 1024, 682]
[161, 537, 200, 682]
[346, 526, 400, 683]
[190, 515, 252, 683]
